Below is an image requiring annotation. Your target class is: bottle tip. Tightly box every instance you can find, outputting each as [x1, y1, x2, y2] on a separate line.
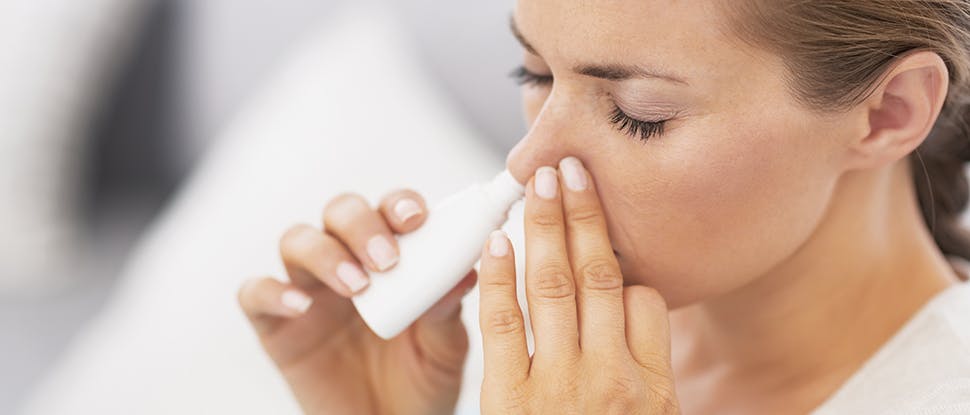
[493, 169, 525, 194]
[483, 169, 525, 211]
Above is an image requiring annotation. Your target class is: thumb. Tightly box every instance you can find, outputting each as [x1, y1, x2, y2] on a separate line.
[411, 269, 478, 373]
[623, 285, 674, 379]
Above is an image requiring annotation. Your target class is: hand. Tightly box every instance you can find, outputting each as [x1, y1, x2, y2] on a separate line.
[477, 157, 681, 414]
[238, 189, 475, 415]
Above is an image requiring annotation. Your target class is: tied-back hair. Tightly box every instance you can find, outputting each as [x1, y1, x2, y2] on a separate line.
[728, 1, 970, 279]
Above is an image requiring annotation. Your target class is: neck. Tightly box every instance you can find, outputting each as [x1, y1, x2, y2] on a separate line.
[671, 158, 960, 397]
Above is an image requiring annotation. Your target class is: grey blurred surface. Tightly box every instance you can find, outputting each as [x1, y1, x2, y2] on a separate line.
[0, 0, 175, 410]
[171, 0, 523, 170]
[0, 195, 163, 412]
[0, 0, 524, 412]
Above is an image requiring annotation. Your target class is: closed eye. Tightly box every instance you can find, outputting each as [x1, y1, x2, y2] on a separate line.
[609, 107, 669, 142]
[510, 65, 553, 86]
[512, 64, 670, 143]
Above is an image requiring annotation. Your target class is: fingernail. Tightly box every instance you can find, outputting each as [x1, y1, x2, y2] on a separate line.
[489, 230, 510, 257]
[281, 289, 313, 314]
[367, 235, 399, 271]
[535, 166, 558, 199]
[336, 261, 369, 292]
[560, 157, 588, 191]
[394, 198, 422, 223]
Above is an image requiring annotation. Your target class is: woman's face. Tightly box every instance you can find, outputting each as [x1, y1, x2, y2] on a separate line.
[507, 0, 856, 308]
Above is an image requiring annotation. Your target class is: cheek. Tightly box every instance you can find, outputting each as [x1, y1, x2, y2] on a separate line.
[600, 113, 841, 308]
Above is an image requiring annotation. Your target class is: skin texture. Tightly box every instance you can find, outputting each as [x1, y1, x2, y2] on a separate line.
[504, 0, 960, 413]
[239, 190, 479, 415]
[478, 159, 680, 414]
[240, 0, 963, 413]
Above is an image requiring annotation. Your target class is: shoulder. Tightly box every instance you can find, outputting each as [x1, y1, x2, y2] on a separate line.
[813, 282, 970, 414]
[927, 281, 970, 350]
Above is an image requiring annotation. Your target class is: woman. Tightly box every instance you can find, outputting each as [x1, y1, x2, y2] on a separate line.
[237, 1, 970, 413]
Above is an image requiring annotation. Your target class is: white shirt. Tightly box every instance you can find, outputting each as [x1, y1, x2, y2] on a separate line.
[811, 281, 970, 414]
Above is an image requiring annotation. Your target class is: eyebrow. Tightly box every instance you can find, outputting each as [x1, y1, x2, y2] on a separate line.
[509, 15, 689, 86]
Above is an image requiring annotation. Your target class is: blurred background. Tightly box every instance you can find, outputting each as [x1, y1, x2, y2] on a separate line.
[1, 0, 524, 412]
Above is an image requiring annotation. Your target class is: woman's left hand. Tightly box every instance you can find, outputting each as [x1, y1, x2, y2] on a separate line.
[477, 156, 681, 414]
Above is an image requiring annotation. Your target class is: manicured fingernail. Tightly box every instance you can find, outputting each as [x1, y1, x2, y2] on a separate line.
[560, 156, 588, 191]
[281, 289, 313, 314]
[489, 230, 509, 257]
[336, 261, 369, 292]
[535, 166, 558, 199]
[394, 198, 422, 223]
[366, 235, 399, 271]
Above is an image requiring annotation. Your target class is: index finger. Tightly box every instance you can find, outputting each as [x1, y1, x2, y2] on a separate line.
[478, 230, 530, 385]
[558, 156, 626, 353]
[523, 166, 581, 363]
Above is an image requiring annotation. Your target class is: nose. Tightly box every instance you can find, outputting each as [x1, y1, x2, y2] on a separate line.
[504, 102, 578, 186]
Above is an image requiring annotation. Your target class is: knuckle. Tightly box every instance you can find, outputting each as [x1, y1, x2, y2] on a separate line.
[529, 211, 562, 228]
[531, 265, 575, 300]
[604, 382, 642, 412]
[484, 309, 524, 335]
[565, 204, 602, 225]
[647, 381, 680, 415]
[322, 192, 368, 228]
[577, 259, 623, 291]
[481, 272, 516, 290]
[637, 351, 675, 381]
[279, 224, 317, 260]
[591, 366, 647, 413]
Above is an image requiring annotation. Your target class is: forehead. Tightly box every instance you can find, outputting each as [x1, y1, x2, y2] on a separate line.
[514, 0, 754, 83]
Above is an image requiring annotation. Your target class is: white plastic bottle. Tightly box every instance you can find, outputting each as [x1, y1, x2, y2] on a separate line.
[352, 169, 525, 339]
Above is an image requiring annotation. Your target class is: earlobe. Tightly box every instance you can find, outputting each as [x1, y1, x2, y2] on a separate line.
[844, 51, 949, 171]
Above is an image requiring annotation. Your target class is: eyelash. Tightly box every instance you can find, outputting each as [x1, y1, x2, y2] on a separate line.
[608, 107, 667, 142]
[510, 65, 669, 142]
[510, 65, 553, 86]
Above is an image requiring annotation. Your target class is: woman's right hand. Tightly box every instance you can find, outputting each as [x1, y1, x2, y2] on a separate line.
[238, 189, 476, 415]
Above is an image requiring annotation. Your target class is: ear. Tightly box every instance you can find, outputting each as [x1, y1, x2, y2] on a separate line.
[843, 50, 949, 171]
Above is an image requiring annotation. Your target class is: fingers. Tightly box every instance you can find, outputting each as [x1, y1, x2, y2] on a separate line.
[238, 277, 313, 335]
[378, 189, 428, 233]
[323, 193, 400, 273]
[279, 224, 370, 296]
[524, 166, 580, 362]
[282, 190, 427, 297]
[412, 270, 478, 377]
[558, 157, 626, 352]
[623, 285, 674, 381]
[478, 230, 530, 384]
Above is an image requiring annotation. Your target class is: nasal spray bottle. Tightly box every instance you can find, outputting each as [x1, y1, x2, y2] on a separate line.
[352, 170, 525, 339]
